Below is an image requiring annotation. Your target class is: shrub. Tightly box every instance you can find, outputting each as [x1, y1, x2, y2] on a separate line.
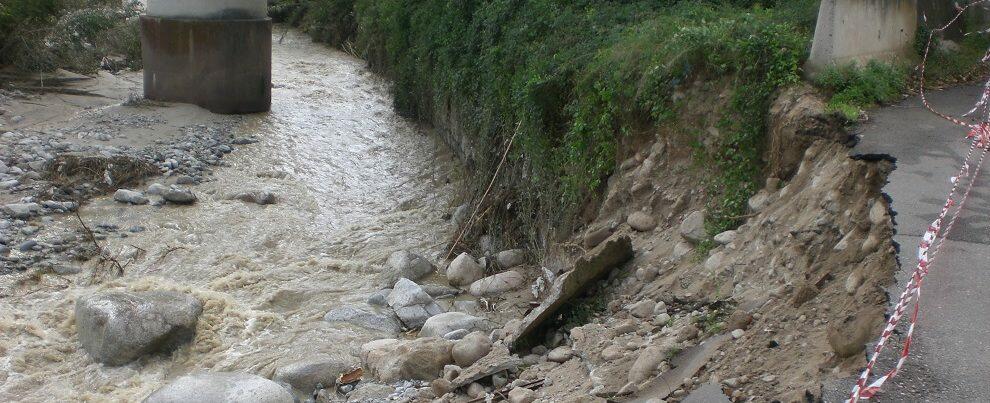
[815, 61, 908, 120]
[0, 0, 142, 73]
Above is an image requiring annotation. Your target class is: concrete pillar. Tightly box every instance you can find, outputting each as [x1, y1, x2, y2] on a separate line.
[141, 0, 271, 114]
[806, 0, 918, 74]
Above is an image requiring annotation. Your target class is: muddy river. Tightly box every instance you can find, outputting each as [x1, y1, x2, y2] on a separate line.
[0, 29, 463, 402]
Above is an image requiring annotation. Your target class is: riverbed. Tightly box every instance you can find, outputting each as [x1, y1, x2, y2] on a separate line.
[0, 28, 464, 402]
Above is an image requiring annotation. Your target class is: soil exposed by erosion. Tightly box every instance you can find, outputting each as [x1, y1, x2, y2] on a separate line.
[0, 28, 467, 402]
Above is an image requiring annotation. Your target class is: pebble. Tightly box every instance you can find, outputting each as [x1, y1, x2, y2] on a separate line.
[18, 240, 38, 252]
[547, 346, 573, 363]
[163, 187, 197, 204]
[113, 189, 149, 205]
[627, 211, 657, 232]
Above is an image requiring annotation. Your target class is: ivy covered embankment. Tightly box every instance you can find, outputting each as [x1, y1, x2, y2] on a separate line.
[273, 0, 820, 250]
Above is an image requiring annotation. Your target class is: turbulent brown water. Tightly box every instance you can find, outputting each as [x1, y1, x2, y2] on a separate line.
[0, 29, 463, 402]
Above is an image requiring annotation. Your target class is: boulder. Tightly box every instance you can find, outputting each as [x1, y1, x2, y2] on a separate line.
[713, 230, 737, 245]
[383, 250, 435, 284]
[672, 241, 694, 260]
[144, 372, 293, 403]
[230, 191, 277, 205]
[447, 253, 484, 287]
[362, 337, 454, 383]
[468, 271, 525, 297]
[387, 278, 444, 329]
[495, 249, 526, 268]
[584, 226, 613, 249]
[323, 305, 403, 334]
[113, 189, 149, 205]
[420, 312, 488, 338]
[547, 346, 573, 363]
[508, 387, 537, 403]
[146, 183, 168, 195]
[627, 299, 656, 319]
[452, 331, 492, 367]
[679, 211, 706, 243]
[273, 356, 359, 395]
[628, 346, 665, 384]
[627, 211, 657, 232]
[75, 291, 202, 366]
[163, 186, 197, 204]
[2, 203, 41, 219]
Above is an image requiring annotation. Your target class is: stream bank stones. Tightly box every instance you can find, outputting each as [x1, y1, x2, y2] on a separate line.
[144, 372, 293, 403]
[75, 290, 202, 365]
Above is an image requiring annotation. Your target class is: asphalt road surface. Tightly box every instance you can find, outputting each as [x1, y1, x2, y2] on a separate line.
[825, 85, 990, 402]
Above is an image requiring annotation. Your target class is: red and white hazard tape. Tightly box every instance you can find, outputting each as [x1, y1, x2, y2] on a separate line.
[848, 1, 990, 401]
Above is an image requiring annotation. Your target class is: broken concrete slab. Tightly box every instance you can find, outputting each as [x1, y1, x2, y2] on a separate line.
[681, 382, 731, 403]
[506, 235, 634, 350]
[624, 333, 730, 402]
[450, 342, 522, 390]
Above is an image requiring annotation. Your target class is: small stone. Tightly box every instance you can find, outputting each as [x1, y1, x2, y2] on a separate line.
[146, 183, 168, 195]
[443, 329, 470, 340]
[419, 312, 488, 338]
[231, 191, 276, 205]
[627, 211, 657, 232]
[584, 226, 612, 248]
[495, 249, 526, 268]
[2, 203, 41, 219]
[713, 230, 737, 245]
[731, 329, 745, 339]
[726, 311, 753, 331]
[655, 313, 672, 325]
[467, 382, 486, 398]
[387, 279, 444, 329]
[113, 189, 149, 205]
[547, 346, 572, 363]
[469, 270, 525, 296]
[163, 186, 197, 204]
[672, 241, 694, 260]
[18, 240, 38, 252]
[635, 266, 659, 282]
[323, 305, 403, 334]
[447, 253, 485, 287]
[144, 372, 293, 403]
[508, 387, 537, 403]
[367, 289, 390, 306]
[431, 378, 452, 396]
[679, 211, 707, 243]
[628, 299, 657, 319]
[384, 250, 435, 284]
[451, 332, 492, 367]
[128, 225, 146, 233]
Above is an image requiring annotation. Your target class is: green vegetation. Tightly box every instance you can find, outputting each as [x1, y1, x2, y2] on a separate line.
[814, 61, 908, 121]
[277, 0, 820, 246]
[0, 0, 142, 73]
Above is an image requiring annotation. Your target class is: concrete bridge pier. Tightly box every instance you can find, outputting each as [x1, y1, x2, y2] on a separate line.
[806, 0, 917, 75]
[140, 0, 271, 114]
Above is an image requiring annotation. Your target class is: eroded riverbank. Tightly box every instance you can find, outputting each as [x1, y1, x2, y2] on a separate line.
[0, 28, 465, 402]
